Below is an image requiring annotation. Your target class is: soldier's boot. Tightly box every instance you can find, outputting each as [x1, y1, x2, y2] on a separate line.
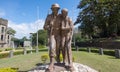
[56, 51, 60, 63]
[62, 49, 66, 65]
[63, 58, 65, 65]
[62, 55, 66, 66]
[68, 63, 74, 72]
[48, 57, 54, 72]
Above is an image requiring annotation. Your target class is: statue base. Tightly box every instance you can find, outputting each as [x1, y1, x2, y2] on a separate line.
[28, 62, 98, 72]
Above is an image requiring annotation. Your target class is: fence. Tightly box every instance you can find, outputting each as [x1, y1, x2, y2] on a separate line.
[0, 48, 47, 59]
[75, 42, 120, 58]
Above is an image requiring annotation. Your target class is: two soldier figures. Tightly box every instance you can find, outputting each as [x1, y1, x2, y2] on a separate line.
[44, 3, 74, 72]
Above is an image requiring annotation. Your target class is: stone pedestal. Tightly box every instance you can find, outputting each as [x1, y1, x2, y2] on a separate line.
[76, 46, 78, 51]
[9, 50, 13, 58]
[28, 63, 98, 72]
[115, 49, 120, 58]
[36, 48, 39, 53]
[99, 48, 104, 55]
[23, 48, 27, 55]
[87, 48, 91, 53]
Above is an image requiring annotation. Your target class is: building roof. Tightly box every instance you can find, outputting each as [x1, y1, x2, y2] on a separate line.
[0, 18, 8, 26]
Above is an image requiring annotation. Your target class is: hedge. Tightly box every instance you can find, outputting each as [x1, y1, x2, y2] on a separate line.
[0, 68, 18, 72]
[13, 51, 23, 56]
[0, 49, 2, 52]
[0, 52, 9, 59]
[0, 49, 37, 59]
[5, 48, 13, 51]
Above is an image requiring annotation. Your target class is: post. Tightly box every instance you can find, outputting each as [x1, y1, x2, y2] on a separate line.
[30, 33, 33, 54]
[9, 50, 13, 58]
[23, 48, 27, 55]
[36, 47, 39, 53]
[115, 49, 120, 58]
[76, 46, 78, 51]
[73, 34, 76, 47]
[99, 48, 104, 55]
[36, 6, 39, 53]
[87, 47, 91, 53]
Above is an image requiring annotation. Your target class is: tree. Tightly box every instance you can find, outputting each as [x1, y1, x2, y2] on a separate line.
[31, 29, 47, 46]
[18, 36, 29, 47]
[11, 36, 29, 47]
[75, 0, 120, 38]
[7, 27, 16, 36]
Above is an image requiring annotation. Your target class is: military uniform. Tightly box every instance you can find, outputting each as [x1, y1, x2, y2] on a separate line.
[44, 14, 59, 57]
[60, 9, 74, 70]
[43, 3, 60, 72]
[61, 16, 73, 64]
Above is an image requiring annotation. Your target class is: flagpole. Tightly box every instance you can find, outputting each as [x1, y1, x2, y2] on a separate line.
[36, 6, 39, 52]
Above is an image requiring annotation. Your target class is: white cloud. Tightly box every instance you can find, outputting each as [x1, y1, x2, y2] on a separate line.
[8, 19, 45, 39]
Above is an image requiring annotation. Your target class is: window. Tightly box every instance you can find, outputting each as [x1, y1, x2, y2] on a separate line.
[1, 35, 3, 41]
[1, 27, 4, 33]
[8, 35, 9, 39]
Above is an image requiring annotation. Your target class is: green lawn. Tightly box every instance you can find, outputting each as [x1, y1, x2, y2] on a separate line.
[0, 51, 120, 72]
[73, 51, 120, 72]
[0, 52, 48, 71]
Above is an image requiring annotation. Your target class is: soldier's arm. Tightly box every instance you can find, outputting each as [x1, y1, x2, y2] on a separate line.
[63, 17, 74, 31]
[69, 17, 74, 37]
[69, 18, 74, 31]
[43, 15, 50, 30]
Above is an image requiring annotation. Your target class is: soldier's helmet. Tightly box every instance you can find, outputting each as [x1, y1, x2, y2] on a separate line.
[61, 8, 68, 12]
[51, 3, 60, 9]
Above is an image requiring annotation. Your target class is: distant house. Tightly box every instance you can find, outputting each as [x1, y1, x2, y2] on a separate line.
[0, 18, 12, 48]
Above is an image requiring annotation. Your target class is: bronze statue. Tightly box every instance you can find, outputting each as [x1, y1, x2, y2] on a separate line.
[60, 8, 74, 71]
[44, 4, 74, 72]
[44, 3, 60, 72]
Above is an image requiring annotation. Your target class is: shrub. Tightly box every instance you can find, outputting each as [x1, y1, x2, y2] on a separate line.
[0, 50, 24, 59]
[27, 49, 36, 54]
[104, 50, 115, 56]
[27, 50, 32, 54]
[0, 52, 9, 59]
[38, 45, 46, 49]
[13, 51, 23, 55]
[55, 53, 63, 62]
[59, 54, 63, 62]
[5, 48, 13, 51]
[0, 49, 2, 52]
[32, 45, 46, 49]
[41, 54, 49, 64]
[72, 57, 75, 62]
[15, 47, 23, 50]
[0, 68, 17, 72]
[91, 48, 99, 53]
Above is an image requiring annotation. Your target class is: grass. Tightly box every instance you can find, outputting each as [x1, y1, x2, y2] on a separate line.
[0, 51, 120, 72]
[0, 52, 48, 71]
[73, 51, 120, 72]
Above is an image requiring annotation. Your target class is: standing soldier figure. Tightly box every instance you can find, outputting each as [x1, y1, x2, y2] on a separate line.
[43, 3, 60, 72]
[60, 8, 74, 71]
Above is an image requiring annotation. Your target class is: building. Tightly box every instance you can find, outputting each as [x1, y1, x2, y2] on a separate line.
[24, 41, 31, 47]
[0, 18, 12, 48]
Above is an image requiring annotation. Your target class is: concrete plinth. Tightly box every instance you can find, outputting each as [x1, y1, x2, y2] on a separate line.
[28, 62, 98, 72]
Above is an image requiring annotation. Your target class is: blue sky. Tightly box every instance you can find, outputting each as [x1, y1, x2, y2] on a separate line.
[0, 0, 80, 38]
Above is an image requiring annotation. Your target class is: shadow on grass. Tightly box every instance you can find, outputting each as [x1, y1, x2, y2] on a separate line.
[36, 63, 43, 66]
